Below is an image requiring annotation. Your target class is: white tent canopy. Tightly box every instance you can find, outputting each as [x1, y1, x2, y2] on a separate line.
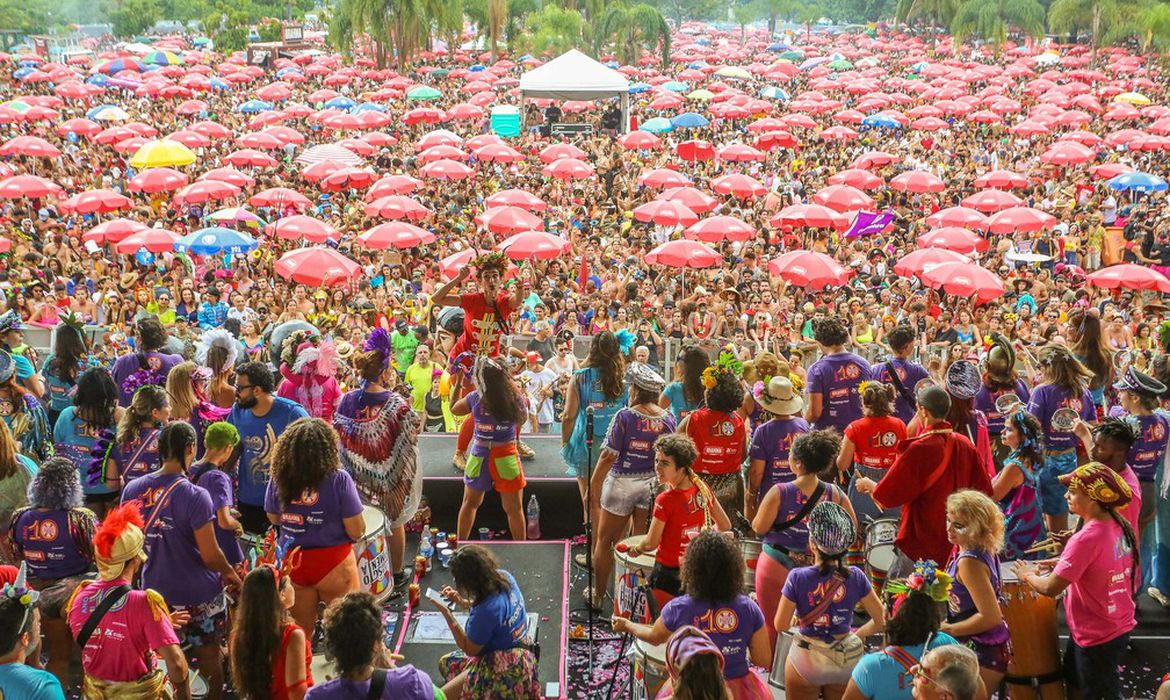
[519, 49, 630, 132]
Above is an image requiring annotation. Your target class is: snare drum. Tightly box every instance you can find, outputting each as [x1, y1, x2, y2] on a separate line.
[1000, 561, 1061, 700]
[864, 518, 899, 576]
[630, 638, 668, 700]
[355, 506, 393, 602]
[740, 536, 762, 595]
[158, 659, 209, 699]
[310, 654, 339, 684]
[613, 536, 656, 623]
[767, 630, 795, 691]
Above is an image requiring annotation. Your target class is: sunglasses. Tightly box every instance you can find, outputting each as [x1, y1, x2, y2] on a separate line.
[910, 664, 950, 695]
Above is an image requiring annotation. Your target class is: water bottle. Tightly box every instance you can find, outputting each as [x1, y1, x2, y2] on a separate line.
[419, 529, 434, 567]
[526, 494, 541, 540]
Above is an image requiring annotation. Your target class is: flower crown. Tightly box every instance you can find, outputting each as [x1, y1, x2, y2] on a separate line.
[472, 251, 509, 273]
[701, 347, 743, 389]
[885, 559, 952, 612]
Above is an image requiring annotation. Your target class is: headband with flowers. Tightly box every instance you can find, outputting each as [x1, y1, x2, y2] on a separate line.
[885, 559, 952, 615]
[471, 251, 509, 274]
[701, 347, 744, 390]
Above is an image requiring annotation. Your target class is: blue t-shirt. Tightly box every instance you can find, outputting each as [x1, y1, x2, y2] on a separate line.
[54, 406, 116, 497]
[11, 352, 34, 382]
[0, 660, 66, 700]
[850, 634, 959, 700]
[229, 397, 309, 507]
[465, 570, 528, 655]
[40, 352, 80, 413]
[662, 381, 702, 420]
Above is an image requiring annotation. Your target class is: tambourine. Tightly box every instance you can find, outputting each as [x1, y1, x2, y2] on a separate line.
[451, 351, 477, 379]
[1051, 407, 1079, 432]
[1113, 349, 1132, 372]
[995, 393, 1023, 413]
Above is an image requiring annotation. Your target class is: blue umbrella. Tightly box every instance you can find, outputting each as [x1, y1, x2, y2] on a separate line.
[604, 61, 619, 69]
[759, 86, 789, 100]
[1107, 171, 1168, 192]
[663, 81, 689, 92]
[13, 67, 36, 79]
[695, 38, 710, 46]
[276, 67, 303, 78]
[641, 117, 674, 133]
[629, 82, 651, 94]
[209, 78, 230, 90]
[469, 64, 486, 72]
[671, 112, 709, 128]
[323, 96, 357, 110]
[85, 103, 123, 120]
[687, 61, 708, 70]
[862, 115, 902, 129]
[176, 227, 259, 255]
[86, 75, 110, 86]
[800, 56, 831, 71]
[237, 99, 274, 113]
[354, 102, 386, 113]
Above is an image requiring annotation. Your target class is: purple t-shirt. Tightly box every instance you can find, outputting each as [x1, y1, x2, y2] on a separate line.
[12, 508, 94, 580]
[1026, 384, 1096, 451]
[604, 407, 677, 476]
[781, 565, 871, 641]
[946, 548, 1010, 645]
[1125, 412, 1169, 482]
[264, 469, 363, 550]
[763, 481, 846, 552]
[807, 352, 870, 433]
[305, 666, 435, 700]
[121, 472, 220, 606]
[467, 391, 522, 459]
[661, 594, 765, 679]
[974, 379, 1032, 435]
[336, 389, 391, 421]
[869, 358, 930, 424]
[110, 351, 183, 406]
[113, 427, 161, 486]
[749, 417, 810, 494]
[190, 462, 243, 566]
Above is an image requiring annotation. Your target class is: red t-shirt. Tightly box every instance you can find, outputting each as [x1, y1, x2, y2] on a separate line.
[652, 484, 706, 569]
[844, 416, 907, 469]
[686, 408, 746, 476]
[450, 291, 518, 360]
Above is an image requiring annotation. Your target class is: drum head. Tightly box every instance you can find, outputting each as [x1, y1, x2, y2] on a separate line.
[362, 505, 386, 534]
[634, 638, 667, 665]
[994, 393, 1022, 413]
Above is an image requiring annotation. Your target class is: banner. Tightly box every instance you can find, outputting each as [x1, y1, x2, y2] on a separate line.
[845, 210, 893, 238]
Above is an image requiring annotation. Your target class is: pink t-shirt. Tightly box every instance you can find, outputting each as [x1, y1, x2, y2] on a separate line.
[1118, 466, 1142, 536]
[67, 579, 180, 682]
[1053, 517, 1136, 647]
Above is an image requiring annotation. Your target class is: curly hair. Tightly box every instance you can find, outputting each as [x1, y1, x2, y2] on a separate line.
[654, 433, 699, 472]
[884, 588, 942, 647]
[861, 382, 895, 418]
[477, 360, 524, 425]
[885, 324, 917, 353]
[136, 317, 168, 351]
[116, 385, 167, 448]
[28, 456, 82, 511]
[791, 429, 841, 478]
[680, 531, 745, 603]
[675, 345, 710, 405]
[230, 566, 286, 699]
[271, 418, 341, 506]
[74, 368, 118, 428]
[813, 317, 850, 347]
[705, 371, 744, 413]
[450, 545, 512, 605]
[320, 592, 384, 678]
[1005, 411, 1044, 467]
[584, 331, 626, 401]
[946, 490, 1004, 554]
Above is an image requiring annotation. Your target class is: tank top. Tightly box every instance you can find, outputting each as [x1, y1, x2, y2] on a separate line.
[946, 549, 1010, 646]
[270, 622, 313, 700]
[686, 408, 746, 476]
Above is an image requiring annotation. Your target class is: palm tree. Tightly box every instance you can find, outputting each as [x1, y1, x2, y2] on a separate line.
[516, 4, 585, 56]
[1140, 1, 1170, 50]
[757, 0, 801, 34]
[593, 1, 672, 66]
[896, 0, 959, 28]
[1049, 0, 1147, 63]
[950, 0, 1045, 56]
[795, 1, 823, 38]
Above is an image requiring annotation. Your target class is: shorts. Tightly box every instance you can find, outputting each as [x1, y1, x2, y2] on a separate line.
[288, 542, 354, 587]
[600, 473, 654, 517]
[465, 444, 526, 494]
[1038, 449, 1078, 517]
[31, 574, 96, 619]
[176, 593, 228, 647]
[963, 637, 1011, 674]
[237, 503, 272, 536]
[649, 562, 681, 599]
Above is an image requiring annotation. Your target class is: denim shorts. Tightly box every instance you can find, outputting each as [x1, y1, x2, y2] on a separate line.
[1038, 449, 1078, 517]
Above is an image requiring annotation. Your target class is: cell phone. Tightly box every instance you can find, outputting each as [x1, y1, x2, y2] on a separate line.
[426, 587, 450, 608]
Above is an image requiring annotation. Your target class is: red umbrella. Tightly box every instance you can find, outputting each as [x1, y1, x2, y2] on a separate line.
[542, 158, 594, 181]
[0, 135, 60, 158]
[364, 196, 431, 220]
[173, 180, 241, 206]
[813, 185, 875, 212]
[539, 143, 586, 163]
[127, 168, 189, 194]
[200, 167, 255, 189]
[633, 200, 699, 227]
[82, 218, 147, 244]
[755, 130, 798, 150]
[676, 140, 715, 162]
[890, 171, 945, 193]
[658, 187, 717, 214]
[961, 189, 1024, 213]
[225, 149, 278, 168]
[300, 160, 345, 182]
[853, 150, 901, 169]
[893, 248, 972, 277]
[265, 215, 339, 243]
[416, 130, 462, 150]
[638, 168, 691, 189]
[321, 167, 378, 191]
[57, 118, 102, 138]
[61, 189, 132, 214]
[474, 143, 524, 163]
[922, 262, 1005, 302]
[275, 247, 362, 287]
[419, 145, 469, 163]
[235, 132, 283, 150]
[1040, 141, 1094, 166]
[770, 204, 848, 230]
[496, 231, 569, 260]
[819, 126, 859, 141]
[684, 216, 756, 243]
[358, 222, 437, 249]
[926, 206, 988, 229]
[984, 207, 1058, 235]
[251, 187, 312, 210]
[0, 175, 62, 199]
[828, 168, 883, 190]
[484, 189, 546, 211]
[421, 159, 474, 180]
[974, 170, 1030, 189]
[644, 240, 721, 268]
[366, 175, 423, 199]
[918, 227, 989, 254]
[1086, 264, 1170, 293]
[716, 143, 766, 162]
[769, 251, 852, 289]
[191, 121, 233, 139]
[114, 228, 181, 254]
[618, 131, 662, 150]
[711, 173, 767, 199]
[476, 206, 544, 234]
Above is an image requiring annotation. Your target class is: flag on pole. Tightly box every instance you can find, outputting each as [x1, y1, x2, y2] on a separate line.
[844, 210, 894, 238]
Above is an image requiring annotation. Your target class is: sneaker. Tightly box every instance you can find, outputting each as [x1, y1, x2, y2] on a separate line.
[574, 552, 590, 569]
[1149, 586, 1170, 608]
[452, 451, 466, 472]
[393, 569, 411, 593]
[517, 441, 536, 459]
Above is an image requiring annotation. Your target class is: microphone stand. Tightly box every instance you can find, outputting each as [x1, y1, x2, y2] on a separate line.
[584, 405, 596, 681]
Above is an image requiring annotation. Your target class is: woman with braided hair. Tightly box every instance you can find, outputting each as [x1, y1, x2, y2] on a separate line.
[993, 410, 1047, 560]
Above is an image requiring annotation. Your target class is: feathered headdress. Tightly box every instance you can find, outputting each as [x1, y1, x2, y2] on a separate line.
[292, 338, 340, 377]
[363, 328, 394, 372]
[614, 328, 637, 355]
[472, 250, 509, 274]
[195, 328, 239, 370]
[92, 502, 148, 581]
[59, 311, 87, 343]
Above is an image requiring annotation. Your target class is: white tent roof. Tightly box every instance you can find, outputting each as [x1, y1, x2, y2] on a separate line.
[519, 49, 630, 101]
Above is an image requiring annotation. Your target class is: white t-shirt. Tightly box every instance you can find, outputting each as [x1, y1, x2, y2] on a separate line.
[520, 368, 558, 424]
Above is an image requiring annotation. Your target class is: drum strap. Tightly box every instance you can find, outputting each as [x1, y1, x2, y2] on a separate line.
[796, 572, 846, 627]
[771, 482, 826, 533]
[76, 584, 131, 649]
[366, 669, 387, 700]
[882, 645, 920, 673]
[885, 361, 916, 411]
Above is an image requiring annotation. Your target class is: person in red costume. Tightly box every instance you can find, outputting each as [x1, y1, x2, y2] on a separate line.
[432, 252, 531, 470]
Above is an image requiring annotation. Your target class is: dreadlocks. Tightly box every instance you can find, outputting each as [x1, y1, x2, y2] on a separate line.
[1093, 417, 1138, 450]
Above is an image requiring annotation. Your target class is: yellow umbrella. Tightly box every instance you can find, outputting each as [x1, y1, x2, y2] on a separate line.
[687, 89, 715, 101]
[714, 66, 751, 80]
[1115, 92, 1152, 106]
[129, 139, 197, 169]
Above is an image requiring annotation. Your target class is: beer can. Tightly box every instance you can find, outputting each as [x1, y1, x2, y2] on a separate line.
[478, 527, 490, 541]
[415, 555, 428, 577]
[447, 533, 458, 548]
[409, 583, 420, 607]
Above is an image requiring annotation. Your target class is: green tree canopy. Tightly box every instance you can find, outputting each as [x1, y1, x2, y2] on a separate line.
[516, 5, 585, 57]
[950, 0, 1045, 55]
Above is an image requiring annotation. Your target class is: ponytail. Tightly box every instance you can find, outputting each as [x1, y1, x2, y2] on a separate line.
[1105, 506, 1141, 595]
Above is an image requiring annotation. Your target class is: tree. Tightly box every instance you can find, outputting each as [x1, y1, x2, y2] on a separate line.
[733, 2, 761, 44]
[104, 0, 162, 36]
[756, 0, 801, 34]
[594, 1, 672, 65]
[1049, 0, 1147, 62]
[1140, 1, 1170, 50]
[895, 0, 958, 27]
[795, 1, 824, 36]
[646, 0, 721, 29]
[950, 0, 1045, 55]
[515, 4, 585, 56]
[0, 0, 50, 33]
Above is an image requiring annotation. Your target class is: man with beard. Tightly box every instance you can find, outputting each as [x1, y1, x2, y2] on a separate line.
[227, 362, 309, 534]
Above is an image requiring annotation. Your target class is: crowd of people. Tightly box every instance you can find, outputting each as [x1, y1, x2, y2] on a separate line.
[0, 15, 1164, 700]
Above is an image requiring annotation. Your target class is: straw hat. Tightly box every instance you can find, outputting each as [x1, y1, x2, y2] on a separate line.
[756, 376, 803, 416]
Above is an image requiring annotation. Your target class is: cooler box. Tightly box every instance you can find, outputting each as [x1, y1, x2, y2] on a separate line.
[490, 106, 521, 137]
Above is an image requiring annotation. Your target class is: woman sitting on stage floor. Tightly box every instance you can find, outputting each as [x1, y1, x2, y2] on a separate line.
[231, 564, 312, 700]
[613, 530, 772, 700]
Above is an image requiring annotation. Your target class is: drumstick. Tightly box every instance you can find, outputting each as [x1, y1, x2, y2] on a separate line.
[1023, 538, 1060, 554]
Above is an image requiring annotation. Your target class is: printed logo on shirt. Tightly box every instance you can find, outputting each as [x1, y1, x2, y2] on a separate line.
[1145, 420, 1166, 442]
[1060, 397, 1083, 413]
[292, 489, 320, 507]
[833, 364, 862, 382]
[719, 421, 735, 436]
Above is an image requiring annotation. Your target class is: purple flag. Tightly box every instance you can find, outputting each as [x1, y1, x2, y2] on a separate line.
[844, 210, 894, 238]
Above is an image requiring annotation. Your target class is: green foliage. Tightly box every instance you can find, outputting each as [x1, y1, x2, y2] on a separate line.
[214, 25, 248, 51]
[516, 4, 585, 56]
[1048, 0, 1147, 49]
[646, 0, 721, 28]
[0, 0, 50, 33]
[104, 0, 162, 37]
[1140, 2, 1170, 49]
[950, 0, 1044, 54]
[257, 17, 282, 41]
[820, 0, 896, 22]
[895, 0, 958, 26]
[593, 1, 671, 65]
